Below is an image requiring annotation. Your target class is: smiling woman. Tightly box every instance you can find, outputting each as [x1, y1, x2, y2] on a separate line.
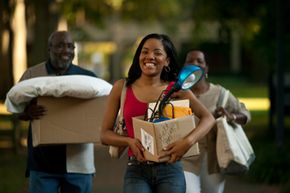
[100, 33, 215, 193]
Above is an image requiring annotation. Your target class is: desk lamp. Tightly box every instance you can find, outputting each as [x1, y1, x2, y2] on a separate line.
[157, 65, 203, 121]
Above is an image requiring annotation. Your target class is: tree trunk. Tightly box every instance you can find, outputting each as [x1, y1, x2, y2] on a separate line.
[26, 0, 60, 68]
[0, 1, 14, 101]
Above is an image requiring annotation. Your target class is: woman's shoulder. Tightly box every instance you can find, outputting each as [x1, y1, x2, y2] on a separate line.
[208, 83, 225, 94]
[114, 78, 126, 86]
[110, 79, 127, 96]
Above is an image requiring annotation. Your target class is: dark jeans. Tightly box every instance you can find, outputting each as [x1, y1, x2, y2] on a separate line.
[28, 170, 93, 193]
[124, 159, 185, 193]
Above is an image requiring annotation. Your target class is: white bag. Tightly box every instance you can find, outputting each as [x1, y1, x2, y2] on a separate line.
[108, 80, 128, 159]
[216, 89, 255, 175]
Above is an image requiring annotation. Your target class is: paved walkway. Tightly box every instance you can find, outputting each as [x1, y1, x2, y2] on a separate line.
[224, 176, 280, 193]
[92, 145, 280, 193]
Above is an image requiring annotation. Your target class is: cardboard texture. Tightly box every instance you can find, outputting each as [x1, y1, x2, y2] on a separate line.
[31, 96, 107, 147]
[133, 115, 199, 162]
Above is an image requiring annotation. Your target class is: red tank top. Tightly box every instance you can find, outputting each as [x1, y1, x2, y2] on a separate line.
[123, 82, 175, 156]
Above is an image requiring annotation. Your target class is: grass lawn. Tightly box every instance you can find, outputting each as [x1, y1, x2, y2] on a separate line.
[0, 150, 27, 193]
[208, 75, 268, 98]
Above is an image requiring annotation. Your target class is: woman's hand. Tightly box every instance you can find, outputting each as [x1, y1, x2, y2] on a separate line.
[128, 138, 146, 161]
[159, 138, 192, 163]
[214, 107, 235, 122]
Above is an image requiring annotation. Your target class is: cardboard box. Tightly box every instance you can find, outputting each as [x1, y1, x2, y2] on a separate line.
[31, 96, 107, 147]
[133, 115, 199, 162]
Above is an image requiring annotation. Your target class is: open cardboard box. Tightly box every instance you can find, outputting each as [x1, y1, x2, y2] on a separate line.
[31, 96, 107, 147]
[133, 115, 199, 162]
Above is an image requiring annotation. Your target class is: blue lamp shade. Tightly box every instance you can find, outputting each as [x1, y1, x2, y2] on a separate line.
[174, 64, 204, 91]
[157, 64, 203, 120]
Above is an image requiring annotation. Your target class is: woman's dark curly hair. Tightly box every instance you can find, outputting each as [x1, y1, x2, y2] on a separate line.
[126, 33, 180, 86]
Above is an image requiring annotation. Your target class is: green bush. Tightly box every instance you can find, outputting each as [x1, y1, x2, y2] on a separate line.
[248, 133, 290, 184]
[0, 151, 27, 193]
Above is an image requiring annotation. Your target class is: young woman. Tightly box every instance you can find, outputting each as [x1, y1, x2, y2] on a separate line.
[101, 34, 215, 193]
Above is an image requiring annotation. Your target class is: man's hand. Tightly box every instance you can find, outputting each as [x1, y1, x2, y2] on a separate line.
[19, 101, 46, 121]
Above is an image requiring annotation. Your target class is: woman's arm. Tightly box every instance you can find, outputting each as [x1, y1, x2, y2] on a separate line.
[100, 79, 145, 160]
[184, 90, 215, 148]
[162, 90, 215, 163]
[214, 90, 251, 125]
[100, 79, 128, 146]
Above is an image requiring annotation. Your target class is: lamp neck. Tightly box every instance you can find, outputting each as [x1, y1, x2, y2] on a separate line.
[158, 87, 175, 117]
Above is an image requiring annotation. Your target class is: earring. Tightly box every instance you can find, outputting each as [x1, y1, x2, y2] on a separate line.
[164, 66, 170, 73]
[205, 73, 208, 79]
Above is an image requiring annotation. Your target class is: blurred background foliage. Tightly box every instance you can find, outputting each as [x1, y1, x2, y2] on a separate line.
[1, 0, 289, 96]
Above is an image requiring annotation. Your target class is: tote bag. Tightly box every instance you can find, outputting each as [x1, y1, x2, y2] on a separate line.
[216, 89, 255, 175]
[109, 80, 128, 159]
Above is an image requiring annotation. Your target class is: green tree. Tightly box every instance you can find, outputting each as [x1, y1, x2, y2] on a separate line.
[0, 1, 14, 100]
[189, 0, 290, 81]
[25, 0, 60, 67]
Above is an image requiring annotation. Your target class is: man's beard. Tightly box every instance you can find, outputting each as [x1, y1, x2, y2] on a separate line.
[57, 61, 70, 70]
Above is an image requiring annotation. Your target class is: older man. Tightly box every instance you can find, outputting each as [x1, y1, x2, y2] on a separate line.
[18, 31, 96, 193]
